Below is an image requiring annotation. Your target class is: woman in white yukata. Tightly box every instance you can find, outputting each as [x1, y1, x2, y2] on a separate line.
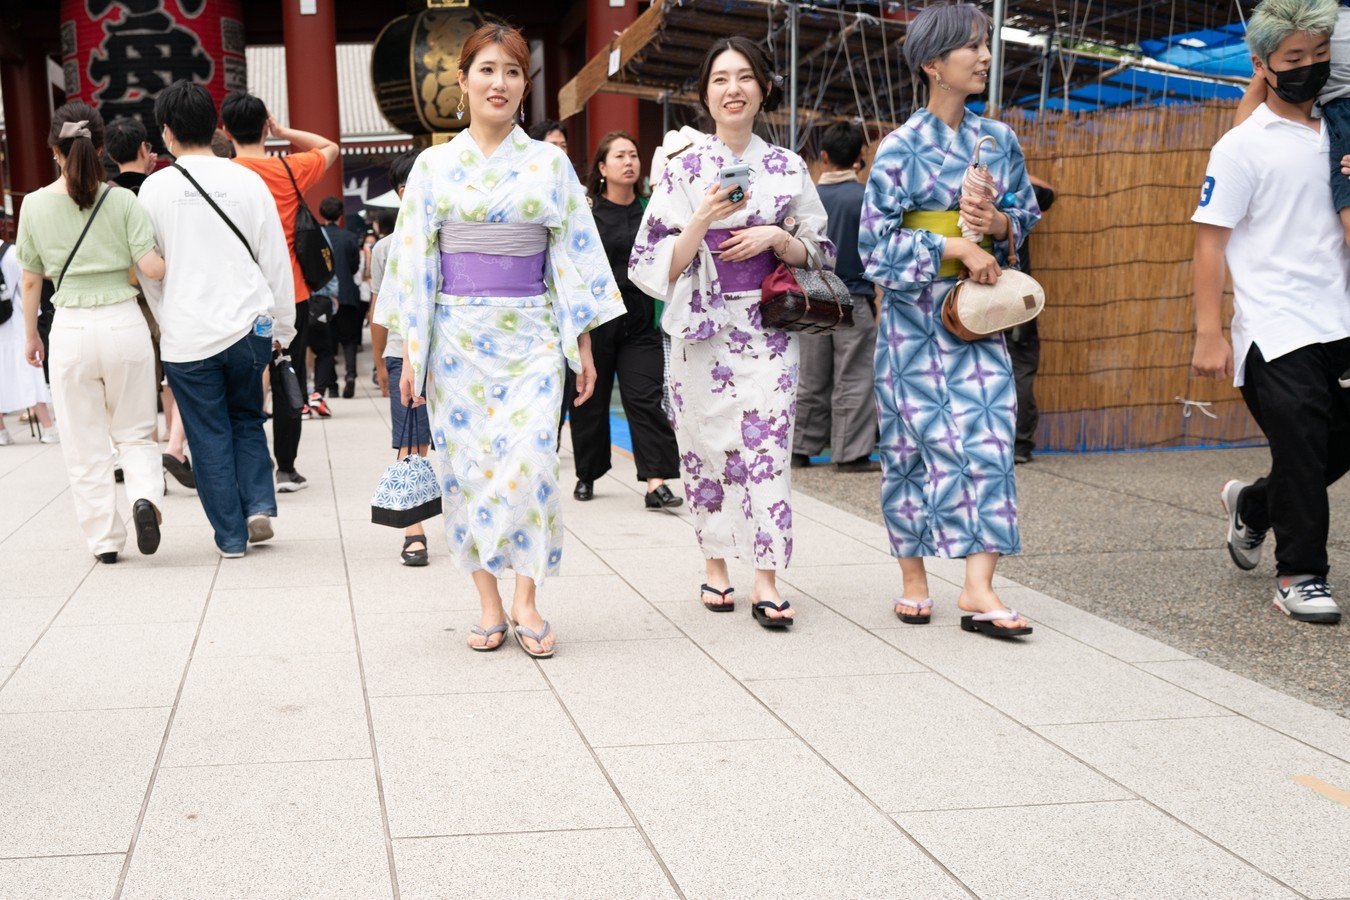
[391, 24, 625, 658]
[631, 37, 834, 628]
[859, 2, 1040, 637]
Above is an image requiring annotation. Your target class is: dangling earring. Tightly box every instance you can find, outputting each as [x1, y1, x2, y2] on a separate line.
[519, 105, 526, 124]
[455, 94, 465, 121]
[936, 73, 951, 92]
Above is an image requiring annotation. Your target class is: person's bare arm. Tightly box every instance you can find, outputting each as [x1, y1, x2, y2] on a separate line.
[267, 116, 339, 169]
[1234, 74, 1267, 128]
[1190, 224, 1234, 379]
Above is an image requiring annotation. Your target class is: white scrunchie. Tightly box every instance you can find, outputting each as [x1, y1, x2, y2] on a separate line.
[58, 120, 91, 140]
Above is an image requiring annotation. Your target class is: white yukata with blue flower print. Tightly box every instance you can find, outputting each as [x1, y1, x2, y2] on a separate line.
[388, 127, 624, 584]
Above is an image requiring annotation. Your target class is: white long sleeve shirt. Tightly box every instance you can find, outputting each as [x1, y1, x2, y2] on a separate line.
[138, 155, 296, 363]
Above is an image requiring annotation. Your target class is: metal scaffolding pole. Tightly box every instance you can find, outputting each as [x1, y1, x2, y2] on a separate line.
[989, 0, 1006, 114]
[1039, 39, 1054, 112]
[788, 0, 800, 150]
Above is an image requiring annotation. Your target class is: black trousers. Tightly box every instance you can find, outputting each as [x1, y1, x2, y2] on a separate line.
[1008, 319, 1040, 456]
[309, 298, 338, 395]
[271, 299, 309, 472]
[334, 303, 367, 385]
[568, 320, 680, 482]
[1237, 339, 1350, 578]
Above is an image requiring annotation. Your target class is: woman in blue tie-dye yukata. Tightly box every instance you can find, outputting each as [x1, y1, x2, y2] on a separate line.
[859, 2, 1040, 637]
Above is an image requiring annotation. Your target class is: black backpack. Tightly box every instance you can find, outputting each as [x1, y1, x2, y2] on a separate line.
[280, 156, 334, 292]
[0, 241, 13, 325]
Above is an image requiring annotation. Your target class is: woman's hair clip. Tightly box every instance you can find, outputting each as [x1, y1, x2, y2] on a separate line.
[771, 73, 785, 88]
[59, 120, 92, 140]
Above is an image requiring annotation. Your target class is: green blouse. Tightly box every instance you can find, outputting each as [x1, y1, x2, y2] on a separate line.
[15, 184, 156, 308]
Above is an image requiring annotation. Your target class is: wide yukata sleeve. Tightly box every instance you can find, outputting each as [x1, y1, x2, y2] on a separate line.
[389, 151, 443, 392]
[859, 129, 948, 296]
[544, 147, 625, 374]
[629, 155, 724, 342]
[993, 124, 1041, 266]
[785, 157, 836, 271]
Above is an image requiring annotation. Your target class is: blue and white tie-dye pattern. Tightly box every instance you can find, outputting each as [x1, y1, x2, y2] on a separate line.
[859, 108, 1040, 559]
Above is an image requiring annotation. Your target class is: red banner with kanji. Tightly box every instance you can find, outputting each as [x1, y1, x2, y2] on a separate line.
[60, 0, 246, 128]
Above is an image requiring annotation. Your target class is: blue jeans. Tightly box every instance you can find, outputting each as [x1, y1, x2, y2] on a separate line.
[1324, 97, 1350, 212]
[385, 356, 431, 449]
[164, 332, 277, 553]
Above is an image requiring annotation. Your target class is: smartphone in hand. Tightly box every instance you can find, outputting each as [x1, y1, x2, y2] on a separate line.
[718, 164, 751, 204]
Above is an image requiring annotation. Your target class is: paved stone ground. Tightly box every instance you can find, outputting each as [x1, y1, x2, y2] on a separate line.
[793, 448, 1350, 718]
[2, 377, 1349, 899]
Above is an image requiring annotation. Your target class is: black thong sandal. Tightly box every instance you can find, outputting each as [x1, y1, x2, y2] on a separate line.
[960, 609, 1033, 637]
[894, 597, 933, 625]
[752, 598, 794, 629]
[700, 584, 735, 612]
[401, 535, 429, 567]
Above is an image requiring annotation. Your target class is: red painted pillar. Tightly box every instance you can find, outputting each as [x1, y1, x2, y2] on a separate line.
[0, 45, 57, 235]
[585, 0, 639, 158]
[281, 0, 343, 216]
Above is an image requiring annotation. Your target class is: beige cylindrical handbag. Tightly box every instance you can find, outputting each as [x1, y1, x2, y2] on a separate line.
[941, 268, 1045, 341]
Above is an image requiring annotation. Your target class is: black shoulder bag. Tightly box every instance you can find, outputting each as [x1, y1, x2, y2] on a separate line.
[280, 156, 334, 292]
[57, 185, 113, 290]
[173, 163, 306, 419]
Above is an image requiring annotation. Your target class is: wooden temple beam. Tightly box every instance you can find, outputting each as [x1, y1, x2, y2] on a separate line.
[558, 0, 670, 119]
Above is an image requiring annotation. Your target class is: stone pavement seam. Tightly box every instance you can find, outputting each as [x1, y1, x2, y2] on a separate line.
[393, 825, 641, 841]
[0, 851, 125, 861]
[0, 558, 97, 695]
[887, 796, 1140, 815]
[560, 527, 982, 900]
[527, 652, 689, 900]
[325, 424, 403, 900]
[761, 537, 1313, 895]
[111, 558, 220, 900]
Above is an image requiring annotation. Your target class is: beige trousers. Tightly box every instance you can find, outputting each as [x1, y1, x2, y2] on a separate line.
[48, 300, 163, 555]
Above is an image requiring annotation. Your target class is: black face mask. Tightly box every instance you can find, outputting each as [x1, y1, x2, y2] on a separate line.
[1265, 60, 1331, 104]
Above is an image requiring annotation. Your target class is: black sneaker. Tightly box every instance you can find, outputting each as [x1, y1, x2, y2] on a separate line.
[342, 381, 355, 399]
[644, 484, 684, 509]
[276, 469, 308, 493]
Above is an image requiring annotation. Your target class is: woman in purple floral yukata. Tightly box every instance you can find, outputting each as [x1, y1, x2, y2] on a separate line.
[629, 36, 834, 627]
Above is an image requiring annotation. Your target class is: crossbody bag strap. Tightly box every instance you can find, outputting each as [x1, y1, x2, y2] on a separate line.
[57, 186, 112, 290]
[279, 155, 308, 207]
[172, 163, 256, 262]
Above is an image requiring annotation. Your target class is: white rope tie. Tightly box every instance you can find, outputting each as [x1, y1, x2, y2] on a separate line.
[1176, 396, 1218, 419]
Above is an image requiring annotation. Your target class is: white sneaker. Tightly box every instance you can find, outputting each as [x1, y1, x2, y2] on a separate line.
[219, 547, 246, 559]
[1273, 576, 1341, 624]
[247, 514, 274, 544]
[0, 430, 12, 446]
[39, 427, 60, 444]
[1220, 479, 1265, 571]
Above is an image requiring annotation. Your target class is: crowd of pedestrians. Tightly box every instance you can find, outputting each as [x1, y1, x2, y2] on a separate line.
[2, 0, 1341, 653]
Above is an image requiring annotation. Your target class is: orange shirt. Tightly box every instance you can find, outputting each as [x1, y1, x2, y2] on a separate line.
[232, 148, 329, 302]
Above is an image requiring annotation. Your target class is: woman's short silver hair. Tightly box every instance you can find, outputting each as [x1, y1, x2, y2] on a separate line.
[903, 2, 993, 86]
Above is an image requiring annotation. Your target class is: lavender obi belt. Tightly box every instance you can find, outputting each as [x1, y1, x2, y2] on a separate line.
[704, 228, 778, 293]
[438, 222, 548, 299]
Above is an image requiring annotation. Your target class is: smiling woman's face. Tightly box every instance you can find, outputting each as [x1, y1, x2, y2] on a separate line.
[703, 49, 764, 128]
[458, 43, 526, 126]
[924, 24, 993, 98]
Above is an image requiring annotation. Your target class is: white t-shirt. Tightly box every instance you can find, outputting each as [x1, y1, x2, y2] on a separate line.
[369, 234, 404, 360]
[138, 155, 296, 363]
[1191, 103, 1350, 386]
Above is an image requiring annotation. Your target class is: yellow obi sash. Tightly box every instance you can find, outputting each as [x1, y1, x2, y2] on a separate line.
[902, 210, 994, 279]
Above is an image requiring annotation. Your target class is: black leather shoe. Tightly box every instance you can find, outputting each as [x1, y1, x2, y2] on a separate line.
[574, 480, 594, 501]
[836, 456, 882, 473]
[96, 551, 118, 564]
[645, 484, 684, 509]
[132, 499, 161, 555]
[342, 381, 355, 399]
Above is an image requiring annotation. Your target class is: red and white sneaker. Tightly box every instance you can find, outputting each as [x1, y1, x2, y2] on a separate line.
[309, 393, 332, 418]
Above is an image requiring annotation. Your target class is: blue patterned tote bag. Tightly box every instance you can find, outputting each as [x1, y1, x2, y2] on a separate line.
[371, 401, 442, 527]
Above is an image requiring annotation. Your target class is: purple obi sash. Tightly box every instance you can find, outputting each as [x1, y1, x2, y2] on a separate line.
[438, 222, 549, 299]
[439, 250, 547, 298]
[704, 228, 777, 293]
